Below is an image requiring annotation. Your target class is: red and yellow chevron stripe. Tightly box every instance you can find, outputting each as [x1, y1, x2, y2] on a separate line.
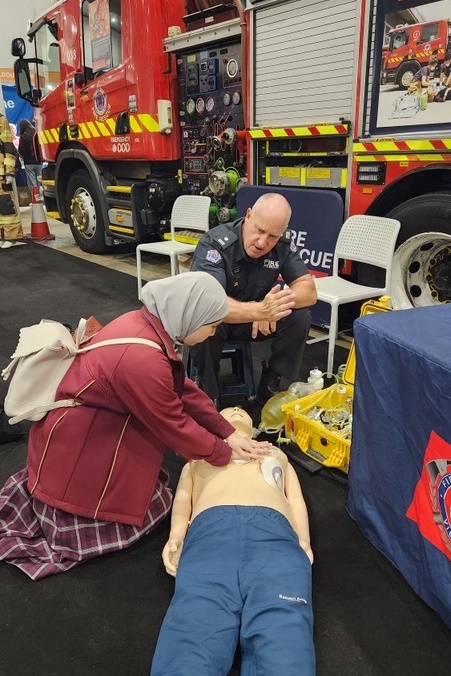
[249, 123, 349, 139]
[37, 113, 159, 145]
[354, 139, 451, 153]
[355, 154, 445, 162]
[386, 47, 445, 66]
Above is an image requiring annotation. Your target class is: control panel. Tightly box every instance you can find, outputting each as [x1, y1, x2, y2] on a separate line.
[177, 40, 246, 225]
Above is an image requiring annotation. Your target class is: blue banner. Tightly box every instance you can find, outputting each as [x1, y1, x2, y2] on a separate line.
[1, 84, 33, 127]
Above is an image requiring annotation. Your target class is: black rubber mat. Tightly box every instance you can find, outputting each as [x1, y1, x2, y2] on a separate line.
[1, 243, 450, 676]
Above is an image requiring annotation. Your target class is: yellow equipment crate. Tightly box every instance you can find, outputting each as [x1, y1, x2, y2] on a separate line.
[281, 297, 391, 474]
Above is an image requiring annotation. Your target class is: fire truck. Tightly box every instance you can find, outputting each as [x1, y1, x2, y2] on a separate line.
[12, 0, 246, 254]
[381, 17, 451, 89]
[12, 0, 451, 311]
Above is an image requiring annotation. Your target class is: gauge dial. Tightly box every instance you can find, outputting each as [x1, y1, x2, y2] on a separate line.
[186, 99, 195, 115]
[226, 58, 239, 79]
[288, 139, 303, 152]
[223, 92, 231, 106]
[206, 96, 215, 113]
[232, 90, 241, 105]
[196, 97, 205, 114]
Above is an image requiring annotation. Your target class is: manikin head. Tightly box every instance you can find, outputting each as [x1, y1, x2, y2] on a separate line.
[220, 406, 253, 438]
[241, 193, 292, 260]
[220, 407, 280, 464]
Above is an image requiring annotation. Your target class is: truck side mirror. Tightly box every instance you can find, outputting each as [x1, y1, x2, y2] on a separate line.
[11, 37, 26, 58]
[13, 59, 39, 107]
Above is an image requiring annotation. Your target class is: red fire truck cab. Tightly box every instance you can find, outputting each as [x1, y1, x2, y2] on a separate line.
[12, 0, 246, 254]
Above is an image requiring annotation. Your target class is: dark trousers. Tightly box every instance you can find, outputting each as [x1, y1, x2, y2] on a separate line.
[190, 308, 311, 400]
[150, 506, 315, 676]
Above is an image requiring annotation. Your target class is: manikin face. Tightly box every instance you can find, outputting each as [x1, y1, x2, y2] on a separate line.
[220, 406, 253, 438]
[241, 199, 290, 259]
[183, 321, 222, 346]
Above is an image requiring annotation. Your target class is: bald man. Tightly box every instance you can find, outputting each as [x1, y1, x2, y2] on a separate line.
[190, 193, 317, 406]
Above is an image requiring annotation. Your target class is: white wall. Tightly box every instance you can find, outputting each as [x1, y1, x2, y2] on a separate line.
[0, 1, 55, 71]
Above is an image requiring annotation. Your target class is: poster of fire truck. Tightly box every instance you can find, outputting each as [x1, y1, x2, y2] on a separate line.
[371, 0, 451, 133]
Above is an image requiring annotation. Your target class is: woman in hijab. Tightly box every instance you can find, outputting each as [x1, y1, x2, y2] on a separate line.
[0, 272, 270, 579]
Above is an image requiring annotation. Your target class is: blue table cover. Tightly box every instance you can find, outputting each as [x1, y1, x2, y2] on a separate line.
[347, 305, 451, 627]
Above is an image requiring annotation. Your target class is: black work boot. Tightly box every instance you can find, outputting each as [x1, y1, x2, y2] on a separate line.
[256, 363, 281, 405]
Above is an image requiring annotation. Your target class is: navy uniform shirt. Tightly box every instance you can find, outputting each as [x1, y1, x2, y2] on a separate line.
[191, 218, 309, 302]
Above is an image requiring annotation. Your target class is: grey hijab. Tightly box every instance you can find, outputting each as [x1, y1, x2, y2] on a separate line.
[141, 272, 229, 346]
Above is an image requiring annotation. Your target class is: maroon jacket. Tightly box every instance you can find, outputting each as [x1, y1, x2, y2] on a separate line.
[27, 308, 233, 526]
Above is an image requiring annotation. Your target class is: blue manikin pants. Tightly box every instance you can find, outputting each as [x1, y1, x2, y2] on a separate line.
[151, 506, 315, 676]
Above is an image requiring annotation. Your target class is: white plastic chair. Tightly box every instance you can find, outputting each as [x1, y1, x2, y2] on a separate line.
[136, 195, 211, 298]
[310, 214, 401, 374]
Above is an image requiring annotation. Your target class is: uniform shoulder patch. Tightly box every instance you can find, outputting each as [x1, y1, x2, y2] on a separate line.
[212, 231, 238, 250]
[206, 249, 222, 264]
[281, 228, 295, 245]
[280, 228, 297, 252]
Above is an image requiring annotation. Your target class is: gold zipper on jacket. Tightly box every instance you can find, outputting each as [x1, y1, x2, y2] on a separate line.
[30, 381, 95, 494]
[30, 410, 69, 494]
[94, 414, 131, 518]
[76, 380, 95, 396]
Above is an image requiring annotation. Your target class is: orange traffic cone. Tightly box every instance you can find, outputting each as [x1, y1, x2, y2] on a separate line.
[27, 186, 55, 241]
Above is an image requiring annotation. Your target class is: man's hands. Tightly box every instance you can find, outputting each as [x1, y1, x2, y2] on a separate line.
[251, 319, 277, 338]
[226, 431, 273, 462]
[252, 284, 295, 338]
[162, 538, 184, 577]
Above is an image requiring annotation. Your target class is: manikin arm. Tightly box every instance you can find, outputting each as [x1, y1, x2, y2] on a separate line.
[285, 463, 314, 564]
[162, 463, 193, 576]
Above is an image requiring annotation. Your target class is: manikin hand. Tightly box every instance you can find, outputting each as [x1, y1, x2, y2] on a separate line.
[162, 538, 184, 577]
[226, 430, 272, 462]
[256, 284, 295, 330]
[300, 539, 314, 565]
[4, 175, 14, 185]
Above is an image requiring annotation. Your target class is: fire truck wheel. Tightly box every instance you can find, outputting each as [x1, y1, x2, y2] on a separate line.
[357, 192, 451, 309]
[396, 61, 421, 90]
[66, 169, 109, 254]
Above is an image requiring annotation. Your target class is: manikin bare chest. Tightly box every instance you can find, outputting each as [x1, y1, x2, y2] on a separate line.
[190, 451, 291, 524]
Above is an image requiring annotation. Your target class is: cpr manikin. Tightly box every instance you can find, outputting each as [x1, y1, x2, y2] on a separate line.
[150, 407, 315, 676]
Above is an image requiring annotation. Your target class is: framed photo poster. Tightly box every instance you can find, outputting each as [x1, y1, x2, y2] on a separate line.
[370, 0, 451, 134]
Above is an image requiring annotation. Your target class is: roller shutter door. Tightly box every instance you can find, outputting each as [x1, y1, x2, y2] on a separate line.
[252, 0, 359, 127]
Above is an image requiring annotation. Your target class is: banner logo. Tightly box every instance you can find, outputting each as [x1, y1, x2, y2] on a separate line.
[406, 432, 451, 558]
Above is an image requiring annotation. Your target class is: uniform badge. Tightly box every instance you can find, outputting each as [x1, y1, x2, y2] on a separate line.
[290, 240, 297, 253]
[263, 259, 280, 269]
[206, 249, 222, 264]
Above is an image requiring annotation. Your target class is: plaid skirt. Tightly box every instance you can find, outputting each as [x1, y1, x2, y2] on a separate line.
[0, 467, 172, 580]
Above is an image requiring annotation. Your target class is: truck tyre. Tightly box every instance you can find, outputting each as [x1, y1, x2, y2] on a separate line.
[397, 61, 421, 90]
[66, 169, 109, 254]
[357, 192, 451, 308]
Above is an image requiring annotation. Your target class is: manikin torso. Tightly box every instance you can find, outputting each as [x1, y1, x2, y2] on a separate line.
[189, 449, 294, 529]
